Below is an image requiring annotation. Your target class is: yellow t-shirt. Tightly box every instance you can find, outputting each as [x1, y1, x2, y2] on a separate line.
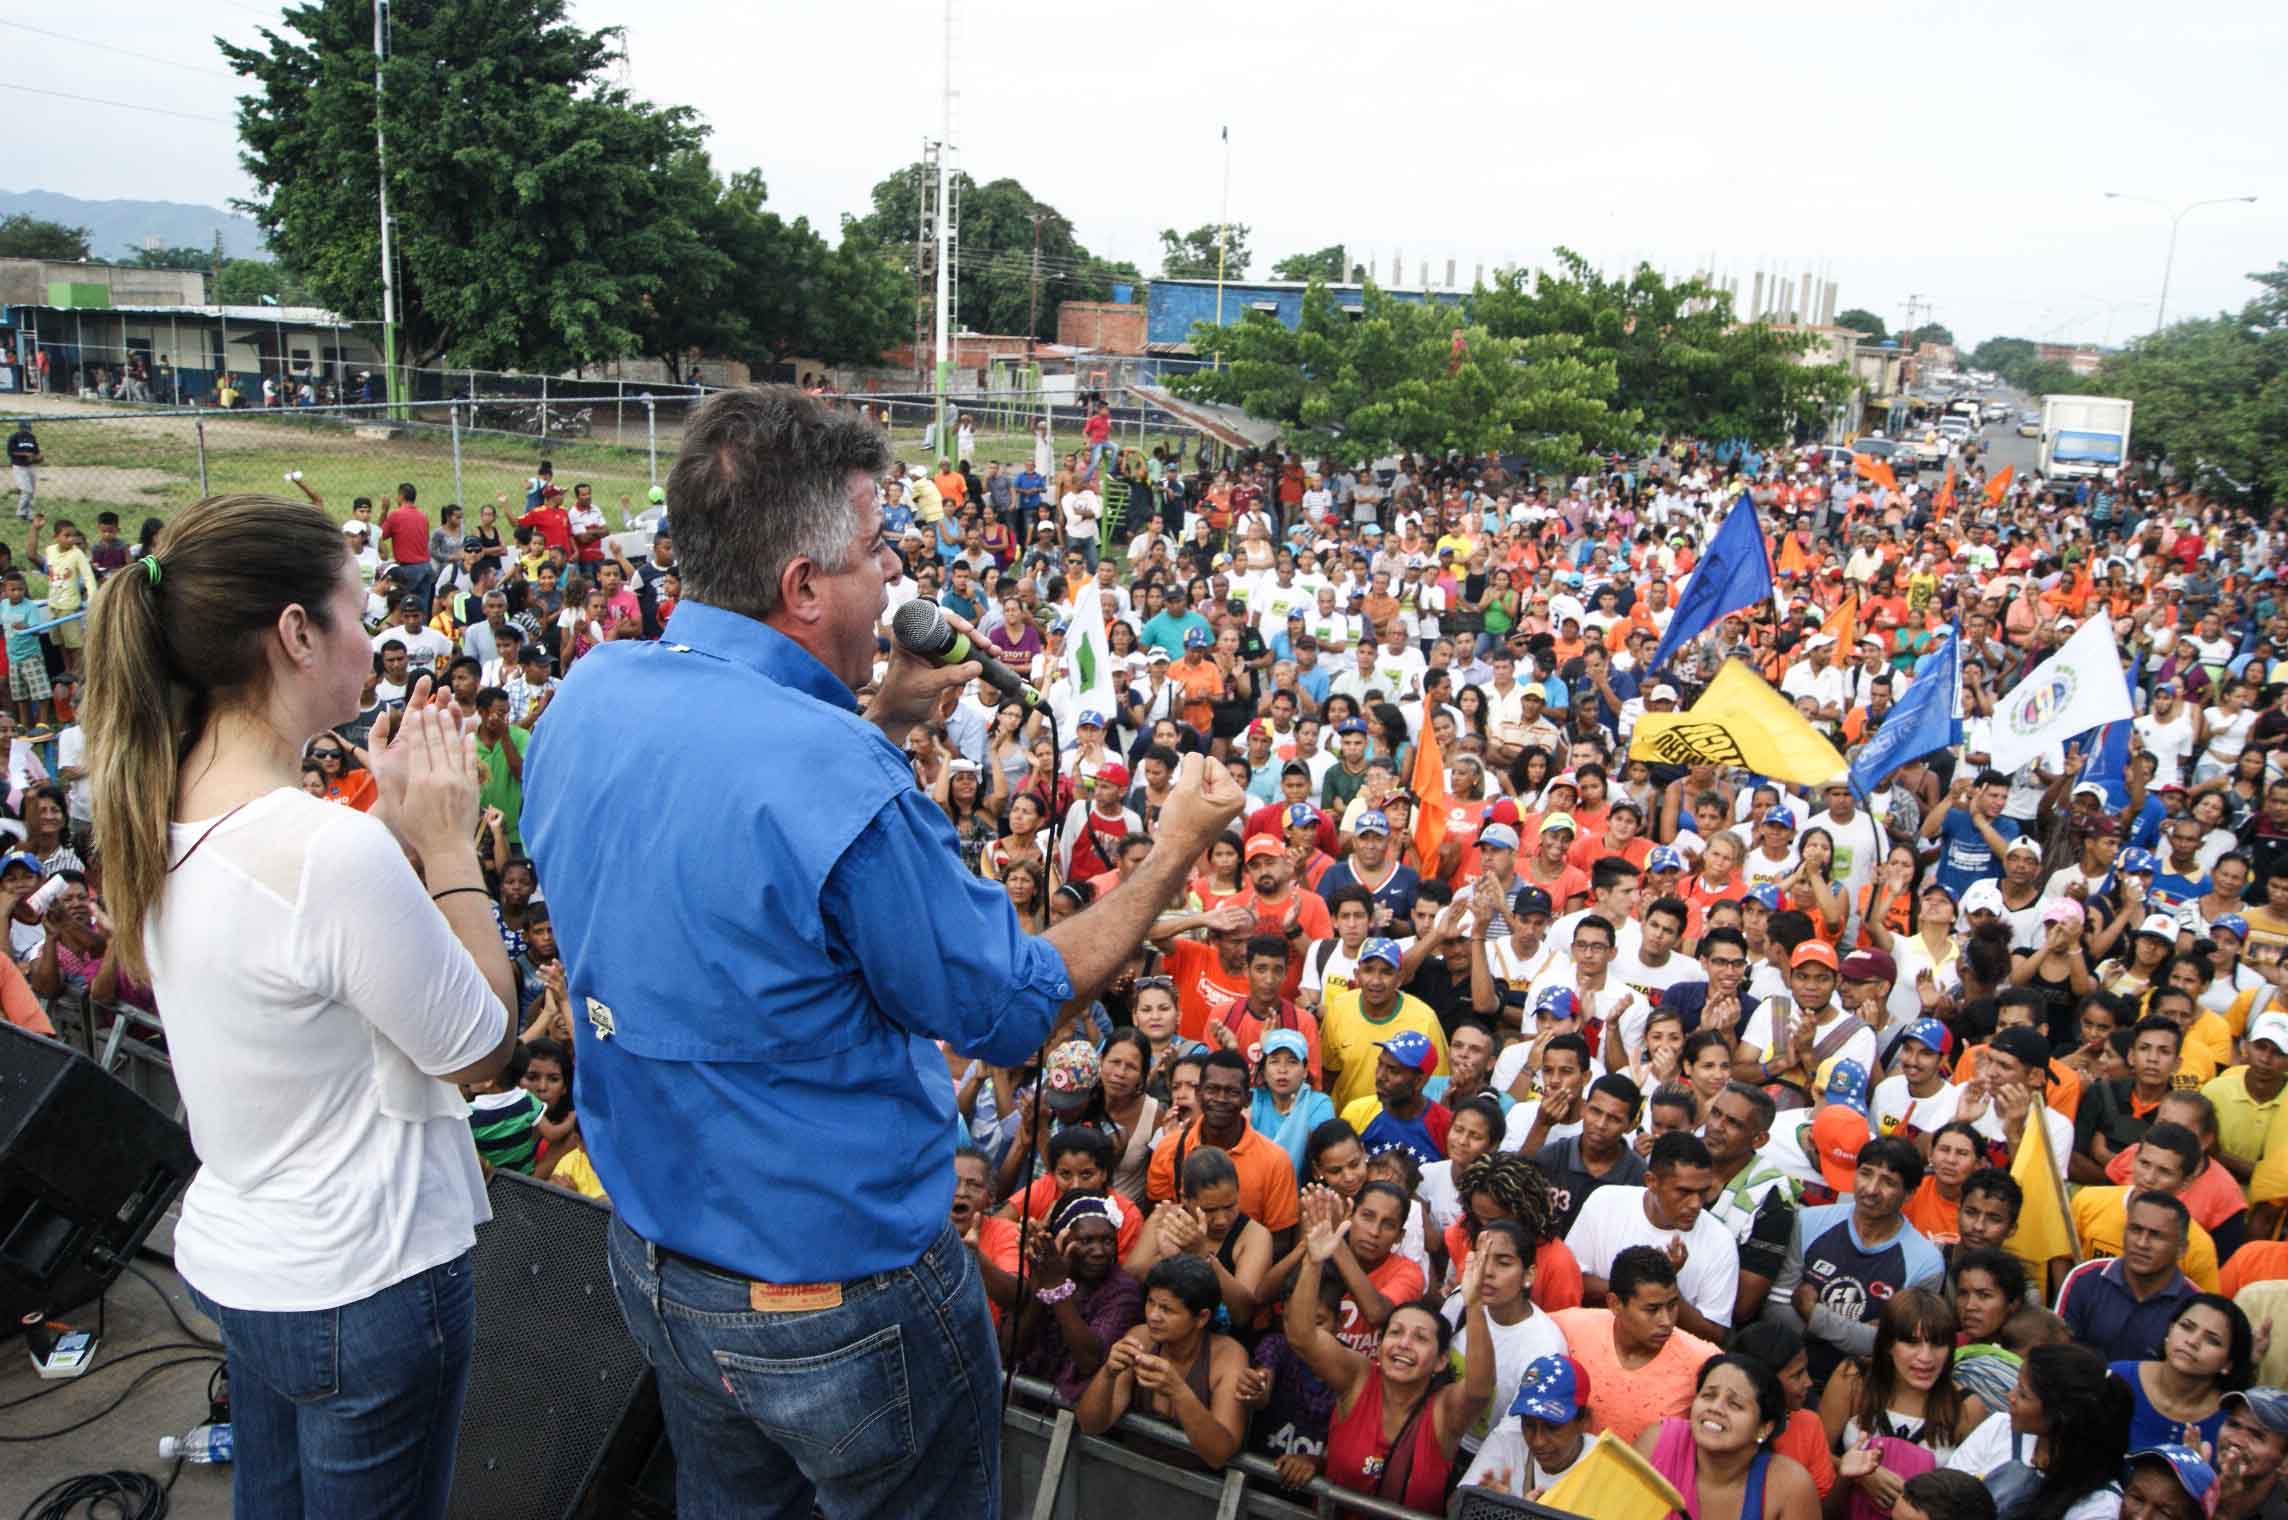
[2202, 1066, 2285, 1173]
[1318, 988, 1448, 1110]
[552, 1147, 609, 1204]
[2173, 1010, 2234, 1087]
[2069, 1186, 2219, 1291]
[42, 546, 92, 612]
[910, 477, 945, 524]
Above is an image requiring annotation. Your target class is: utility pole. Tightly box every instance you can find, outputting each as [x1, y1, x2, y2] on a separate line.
[1026, 209, 1045, 341]
[931, 0, 956, 458]
[1213, 125, 1231, 367]
[373, 0, 400, 412]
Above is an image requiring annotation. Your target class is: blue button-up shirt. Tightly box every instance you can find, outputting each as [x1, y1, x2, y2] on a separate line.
[2057, 1257, 2197, 1363]
[522, 602, 1072, 1281]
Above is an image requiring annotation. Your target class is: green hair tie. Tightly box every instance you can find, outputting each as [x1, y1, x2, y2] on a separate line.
[140, 555, 161, 586]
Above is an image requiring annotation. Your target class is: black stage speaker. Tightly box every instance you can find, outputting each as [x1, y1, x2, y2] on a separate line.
[0, 1024, 196, 1326]
[450, 1168, 672, 1520]
[1448, 1487, 1590, 1520]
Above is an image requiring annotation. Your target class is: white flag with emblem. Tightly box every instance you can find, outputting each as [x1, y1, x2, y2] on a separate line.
[1985, 612, 2133, 775]
[1066, 576, 1120, 721]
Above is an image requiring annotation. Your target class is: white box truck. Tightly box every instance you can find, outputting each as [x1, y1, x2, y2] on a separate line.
[2040, 395, 2133, 480]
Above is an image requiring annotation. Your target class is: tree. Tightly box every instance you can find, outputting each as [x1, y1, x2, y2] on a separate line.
[841, 164, 1139, 341]
[1159, 223, 1250, 281]
[0, 215, 90, 261]
[1907, 323, 1955, 349]
[1968, 336, 2037, 380]
[222, 0, 709, 375]
[212, 258, 311, 306]
[118, 244, 215, 271]
[1835, 308, 1889, 342]
[1472, 251, 1850, 448]
[1170, 280, 1618, 475]
[1271, 245, 1348, 283]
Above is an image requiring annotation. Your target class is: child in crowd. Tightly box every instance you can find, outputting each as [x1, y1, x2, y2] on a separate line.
[464, 1041, 545, 1175]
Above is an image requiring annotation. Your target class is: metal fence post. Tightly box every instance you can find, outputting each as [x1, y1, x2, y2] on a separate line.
[644, 395, 657, 486]
[194, 418, 209, 496]
[540, 374, 549, 441]
[450, 401, 464, 505]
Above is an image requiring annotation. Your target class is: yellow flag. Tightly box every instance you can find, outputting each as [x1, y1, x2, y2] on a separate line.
[1627, 659, 1848, 786]
[2004, 1099, 2080, 1272]
[1540, 1431, 1688, 1520]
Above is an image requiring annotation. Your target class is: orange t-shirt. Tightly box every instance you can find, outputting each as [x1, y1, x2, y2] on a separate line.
[1777, 1409, 1837, 1499]
[1005, 1177, 1144, 1259]
[1333, 1252, 1428, 1353]
[1549, 1307, 1719, 1446]
[1205, 999, 1325, 1089]
[1854, 883, 1912, 949]
[1441, 1223, 1585, 1315]
[0, 953, 52, 1036]
[1235, 888, 1333, 999]
[1160, 937, 1250, 1042]
[1145, 1118, 1301, 1232]
[1903, 1178, 1959, 1245]
[1171, 657, 1223, 732]
[323, 769, 379, 812]
[1568, 833, 1652, 874]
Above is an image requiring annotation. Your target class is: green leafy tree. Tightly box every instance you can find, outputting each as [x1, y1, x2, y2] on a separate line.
[212, 258, 312, 306]
[2017, 361, 2090, 398]
[1159, 223, 1250, 281]
[1473, 251, 1848, 448]
[1907, 322, 1955, 349]
[842, 165, 1138, 341]
[0, 215, 90, 260]
[1834, 308, 1889, 342]
[1270, 245, 1348, 282]
[118, 244, 215, 271]
[1170, 280, 1617, 475]
[222, 0, 709, 375]
[2089, 264, 2288, 504]
[1967, 336, 2038, 384]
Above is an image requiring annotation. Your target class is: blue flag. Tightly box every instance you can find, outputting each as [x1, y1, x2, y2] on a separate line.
[2076, 720, 2131, 808]
[1849, 625, 1959, 799]
[1648, 494, 1774, 675]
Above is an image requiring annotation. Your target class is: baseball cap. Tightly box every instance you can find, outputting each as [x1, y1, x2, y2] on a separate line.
[1244, 835, 1285, 861]
[1647, 845, 1687, 873]
[2127, 1446, 2215, 1507]
[396, 593, 425, 612]
[1355, 809, 1391, 836]
[1900, 1018, 1954, 1056]
[1335, 718, 1368, 736]
[461, 534, 485, 554]
[1822, 1059, 1871, 1114]
[647, 485, 666, 505]
[2137, 912, 2184, 941]
[1263, 1029, 1310, 1063]
[1480, 823, 1521, 851]
[1839, 949, 1896, 986]
[1538, 811, 1577, 836]
[1512, 885, 1553, 918]
[1509, 1354, 1592, 1425]
[2248, 1012, 2288, 1054]
[1148, 648, 1172, 665]
[1762, 806, 1797, 830]
[2222, 1388, 2288, 1435]
[1357, 936, 1402, 969]
[1284, 801, 1319, 828]
[1791, 940, 1839, 972]
[2081, 814, 2122, 839]
[1534, 986, 1581, 1024]
[1076, 709, 1106, 728]
[2118, 847, 2159, 875]
[0, 851, 39, 877]
[1183, 626, 1212, 649]
[1743, 882, 1784, 911]
[2071, 781, 2108, 801]
[1095, 761, 1130, 791]
[1811, 1106, 1870, 1193]
[2212, 914, 2249, 942]
[1483, 798, 1523, 827]
[1041, 1040, 1102, 1114]
[1377, 1030, 1439, 1075]
[2004, 836, 2044, 858]
[1647, 683, 1679, 702]
[1960, 880, 2008, 917]
[1989, 1026, 2053, 1080]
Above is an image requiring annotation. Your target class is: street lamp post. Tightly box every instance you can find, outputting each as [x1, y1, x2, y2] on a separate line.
[2103, 192, 2258, 332]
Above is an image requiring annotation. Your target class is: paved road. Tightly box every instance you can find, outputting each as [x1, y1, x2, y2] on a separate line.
[1894, 387, 2043, 488]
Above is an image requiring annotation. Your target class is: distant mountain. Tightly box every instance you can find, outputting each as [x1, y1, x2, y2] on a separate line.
[0, 189, 266, 263]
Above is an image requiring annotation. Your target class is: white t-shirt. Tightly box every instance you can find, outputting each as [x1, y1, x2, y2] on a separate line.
[1946, 1411, 2123, 1520]
[1060, 489, 1101, 541]
[1606, 949, 1708, 1062]
[147, 789, 504, 1311]
[1460, 1419, 1587, 1497]
[1563, 1184, 1741, 1329]
[2133, 708, 2197, 786]
[373, 624, 453, 667]
[1439, 1296, 1568, 1453]
[1739, 1001, 1876, 1091]
[1970, 1104, 2075, 1187]
[1870, 1075, 1963, 1143]
[54, 723, 90, 821]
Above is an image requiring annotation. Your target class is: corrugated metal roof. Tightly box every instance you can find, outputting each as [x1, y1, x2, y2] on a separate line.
[1131, 384, 1279, 451]
[16, 302, 357, 328]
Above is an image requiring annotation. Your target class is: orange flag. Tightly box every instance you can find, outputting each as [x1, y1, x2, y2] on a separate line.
[1410, 696, 1450, 874]
[1983, 465, 2014, 506]
[1936, 458, 1957, 515]
[1820, 595, 1857, 669]
[1776, 531, 1813, 577]
[1852, 453, 1899, 494]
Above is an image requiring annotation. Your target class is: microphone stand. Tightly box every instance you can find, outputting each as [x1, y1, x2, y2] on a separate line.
[1001, 698, 1058, 1415]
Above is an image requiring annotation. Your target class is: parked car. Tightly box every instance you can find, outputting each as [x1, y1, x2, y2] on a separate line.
[2017, 419, 2041, 438]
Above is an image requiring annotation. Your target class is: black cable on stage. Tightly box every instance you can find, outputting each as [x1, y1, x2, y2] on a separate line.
[122, 1265, 221, 1351]
[15, 1468, 174, 1520]
[0, 1355, 223, 1443]
[1000, 701, 1059, 1416]
[0, 1344, 221, 1413]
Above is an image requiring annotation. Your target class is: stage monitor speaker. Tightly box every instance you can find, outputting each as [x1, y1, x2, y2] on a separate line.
[450, 1168, 671, 1520]
[1449, 1488, 1590, 1520]
[0, 1024, 196, 1327]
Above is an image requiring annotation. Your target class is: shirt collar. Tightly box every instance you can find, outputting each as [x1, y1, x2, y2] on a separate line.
[667, 601, 857, 714]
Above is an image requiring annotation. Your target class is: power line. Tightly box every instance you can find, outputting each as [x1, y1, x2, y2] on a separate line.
[0, 83, 233, 124]
[0, 19, 240, 78]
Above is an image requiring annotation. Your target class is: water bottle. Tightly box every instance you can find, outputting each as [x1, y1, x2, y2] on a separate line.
[158, 1423, 233, 1464]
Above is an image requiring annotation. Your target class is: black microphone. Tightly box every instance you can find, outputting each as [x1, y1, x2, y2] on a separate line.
[891, 599, 1045, 708]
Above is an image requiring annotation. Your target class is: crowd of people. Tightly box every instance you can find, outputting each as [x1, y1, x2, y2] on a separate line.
[32, 395, 2288, 1520]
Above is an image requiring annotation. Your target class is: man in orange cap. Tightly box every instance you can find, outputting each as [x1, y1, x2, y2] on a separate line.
[1737, 940, 1878, 1104]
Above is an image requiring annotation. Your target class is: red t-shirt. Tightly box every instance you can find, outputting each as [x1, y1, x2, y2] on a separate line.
[1244, 800, 1338, 857]
[1234, 888, 1333, 999]
[381, 503, 430, 565]
[518, 505, 573, 555]
[1084, 413, 1111, 445]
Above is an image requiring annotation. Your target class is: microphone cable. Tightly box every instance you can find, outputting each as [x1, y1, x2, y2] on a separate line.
[1000, 700, 1058, 1416]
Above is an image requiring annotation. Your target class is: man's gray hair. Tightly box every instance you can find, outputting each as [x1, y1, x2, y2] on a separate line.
[666, 386, 890, 619]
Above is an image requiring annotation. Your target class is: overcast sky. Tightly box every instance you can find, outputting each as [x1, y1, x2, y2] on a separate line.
[12, 0, 2283, 350]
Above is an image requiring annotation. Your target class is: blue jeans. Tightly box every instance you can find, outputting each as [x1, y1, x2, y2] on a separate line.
[606, 1213, 1000, 1519]
[186, 1254, 474, 1520]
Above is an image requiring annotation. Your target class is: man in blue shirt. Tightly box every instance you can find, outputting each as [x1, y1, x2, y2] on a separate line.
[1013, 463, 1045, 514]
[1138, 583, 1213, 657]
[1770, 1135, 1945, 1387]
[523, 387, 1246, 1518]
[2056, 1193, 2200, 1362]
[1921, 769, 2019, 901]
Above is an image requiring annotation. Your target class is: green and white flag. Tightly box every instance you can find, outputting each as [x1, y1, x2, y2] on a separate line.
[1067, 579, 1120, 719]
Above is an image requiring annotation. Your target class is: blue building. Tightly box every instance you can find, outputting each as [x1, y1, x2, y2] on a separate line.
[1144, 278, 1466, 349]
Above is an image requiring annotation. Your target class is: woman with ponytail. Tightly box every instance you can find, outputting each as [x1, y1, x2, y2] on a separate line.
[85, 493, 516, 1519]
